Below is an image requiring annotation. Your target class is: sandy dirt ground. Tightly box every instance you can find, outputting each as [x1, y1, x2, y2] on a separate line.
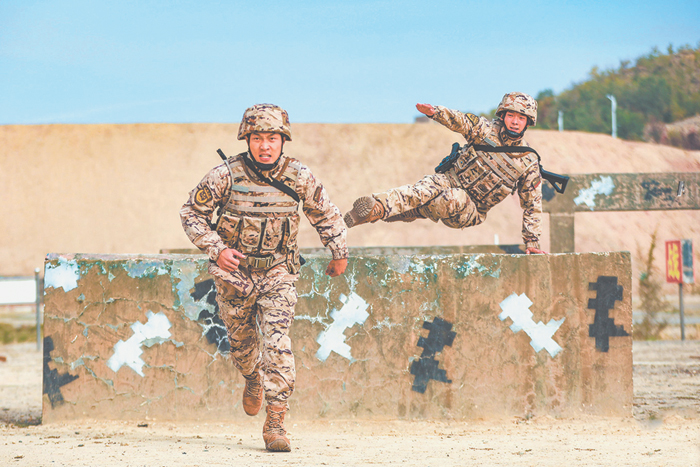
[0, 341, 698, 467]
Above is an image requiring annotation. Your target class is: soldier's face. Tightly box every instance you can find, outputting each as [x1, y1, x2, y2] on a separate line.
[503, 111, 528, 133]
[249, 132, 283, 165]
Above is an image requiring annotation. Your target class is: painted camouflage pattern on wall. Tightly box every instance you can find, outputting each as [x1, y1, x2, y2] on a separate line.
[42, 251, 632, 422]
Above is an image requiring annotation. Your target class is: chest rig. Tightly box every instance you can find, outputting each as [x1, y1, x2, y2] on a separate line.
[448, 131, 538, 208]
[215, 153, 302, 272]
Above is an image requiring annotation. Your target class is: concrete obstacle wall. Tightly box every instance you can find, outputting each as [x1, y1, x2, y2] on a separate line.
[42, 251, 632, 422]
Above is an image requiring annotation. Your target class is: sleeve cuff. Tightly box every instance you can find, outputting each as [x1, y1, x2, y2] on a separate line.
[427, 106, 442, 120]
[207, 244, 227, 262]
[525, 241, 540, 251]
[331, 246, 349, 260]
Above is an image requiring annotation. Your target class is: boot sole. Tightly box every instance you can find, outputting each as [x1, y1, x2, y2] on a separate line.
[343, 196, 377, 228]
[266, 439, 291, 452]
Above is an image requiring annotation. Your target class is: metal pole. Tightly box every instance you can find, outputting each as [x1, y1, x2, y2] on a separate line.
[606, 94, 617, 139]
[35, 268, 41, 350]
[558, 110, 563, 132]
[679, 282, 685, 341]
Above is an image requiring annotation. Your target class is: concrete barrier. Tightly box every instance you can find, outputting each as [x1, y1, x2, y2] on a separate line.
[42, 251, 632, 422]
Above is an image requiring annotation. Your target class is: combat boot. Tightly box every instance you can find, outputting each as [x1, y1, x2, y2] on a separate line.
[262, 405, 291, 452]
[344, 196, 385, 228]
[385, 206, 427, 223]
[242, 368, 264, 416]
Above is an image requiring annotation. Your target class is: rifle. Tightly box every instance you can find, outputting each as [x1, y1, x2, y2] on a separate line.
[435, 142, 569, 194]
[540, 168, 569, 194]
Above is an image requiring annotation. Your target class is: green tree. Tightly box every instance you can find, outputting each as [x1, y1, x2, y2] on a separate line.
[533, 44, 700, 142]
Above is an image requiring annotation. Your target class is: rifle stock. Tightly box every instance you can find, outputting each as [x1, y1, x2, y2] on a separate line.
[540, 168, 569, 194]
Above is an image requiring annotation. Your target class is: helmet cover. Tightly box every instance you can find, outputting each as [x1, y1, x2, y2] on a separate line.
[237, 104, 292, 141]
[495, 92, 537, 126]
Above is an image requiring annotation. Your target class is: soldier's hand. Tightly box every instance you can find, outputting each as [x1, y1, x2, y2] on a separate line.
[526, 247, 547, 255]
[217, 248, 246, 272]
[325, 258, 348, 277]
[416, 103, 435, 117]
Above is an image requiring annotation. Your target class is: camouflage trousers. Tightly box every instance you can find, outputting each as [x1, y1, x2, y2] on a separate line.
[215, 264, 298, 408]
[375, 173, 486, 228]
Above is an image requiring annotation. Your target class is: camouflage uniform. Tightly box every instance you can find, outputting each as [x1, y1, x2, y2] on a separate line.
[374, 94, 543, 250]
[180, 150, 348, 408]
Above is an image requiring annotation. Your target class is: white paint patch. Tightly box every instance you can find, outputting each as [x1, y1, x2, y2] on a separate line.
[107, 311, 172, 376]
[371, 317, 398, 331]
[294, 315, 327, 324]
[44, 258, 81, 293]
[316, 292, 370, 362]
[124, 261, 169, 279]
[454, 255, 501, 279]
[498, 293, 565, 357]
[386, 255, 410, 274]
[175, 262, 214, 321]
[574, 176, 615, 208]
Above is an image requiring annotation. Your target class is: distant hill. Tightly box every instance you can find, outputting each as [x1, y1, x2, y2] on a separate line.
[533, 44, 700, 146]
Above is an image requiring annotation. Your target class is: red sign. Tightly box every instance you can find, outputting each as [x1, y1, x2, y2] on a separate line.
[666, 240, 682, 284]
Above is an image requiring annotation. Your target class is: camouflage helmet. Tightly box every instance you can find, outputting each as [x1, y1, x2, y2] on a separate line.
[237, 104, 292, 141]
[495, 92, 538, 126]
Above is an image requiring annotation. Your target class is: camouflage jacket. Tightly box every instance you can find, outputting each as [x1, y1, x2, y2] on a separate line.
[180, 152, 349, 269]
[430, 106, 543, 250]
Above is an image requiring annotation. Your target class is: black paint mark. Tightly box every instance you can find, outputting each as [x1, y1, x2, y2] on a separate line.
[587, 276, 629, 352]
[498, 245, 526, 255]
[192, 279, 230, 354]
[43, 336, 79, 408]
[641, 180, 674, 202]
[410, 317, 456, 393]
[542, 183, 556, 202]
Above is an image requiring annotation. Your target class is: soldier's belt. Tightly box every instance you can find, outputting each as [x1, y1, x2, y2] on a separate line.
[245, 254, 275, 269]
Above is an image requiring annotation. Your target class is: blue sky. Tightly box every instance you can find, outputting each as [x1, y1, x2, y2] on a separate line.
[1, 0, 699, 124]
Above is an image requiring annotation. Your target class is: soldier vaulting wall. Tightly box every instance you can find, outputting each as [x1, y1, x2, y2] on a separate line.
[43, 252, 632, 422]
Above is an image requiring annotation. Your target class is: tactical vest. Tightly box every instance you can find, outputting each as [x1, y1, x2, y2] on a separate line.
[449, 135, 537, 208]
[215, 153, 302, 273]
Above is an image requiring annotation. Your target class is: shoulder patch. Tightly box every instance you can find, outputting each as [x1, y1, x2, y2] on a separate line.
[313, 185, 323, 203]
[466, 113, 480, 127]
[194, 185, 213, 205]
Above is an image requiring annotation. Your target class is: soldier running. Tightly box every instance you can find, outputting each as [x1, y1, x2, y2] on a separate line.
[344, 92, 547, 254]
[180, 104, 348, 452]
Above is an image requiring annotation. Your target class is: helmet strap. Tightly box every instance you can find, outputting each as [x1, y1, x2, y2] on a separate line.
[499, 123, 527, 142]
[504, 127, 526, 139]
